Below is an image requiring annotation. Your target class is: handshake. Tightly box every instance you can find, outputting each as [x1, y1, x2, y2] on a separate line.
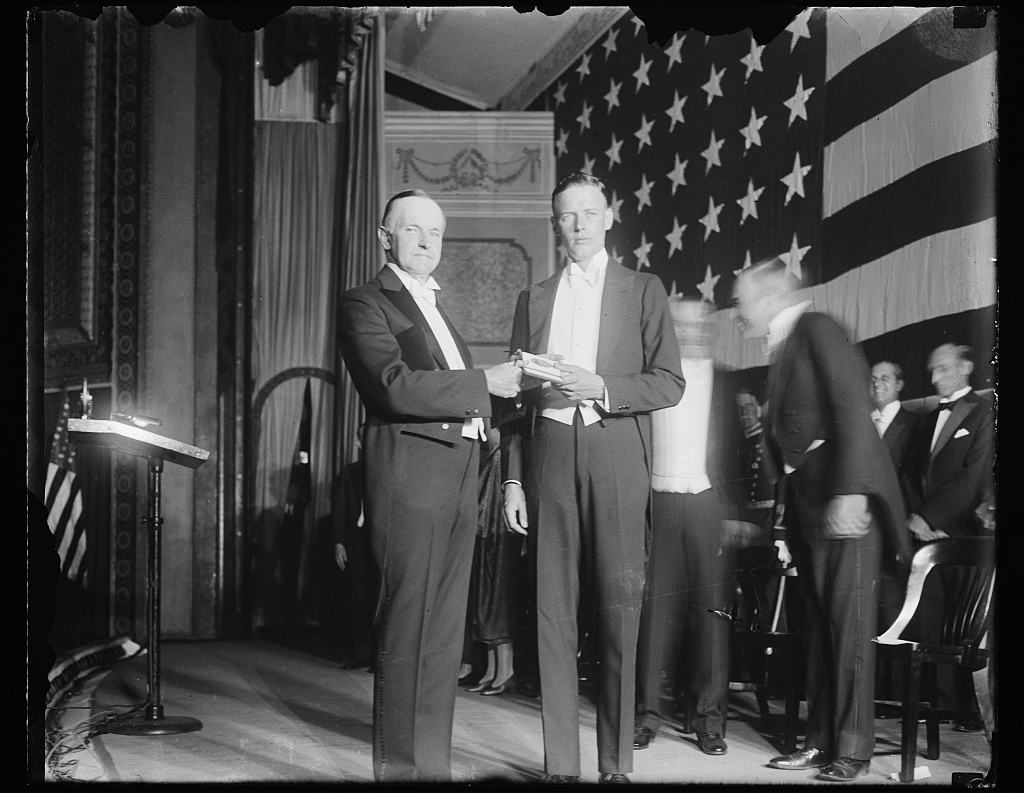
[483, 352, 565, 399]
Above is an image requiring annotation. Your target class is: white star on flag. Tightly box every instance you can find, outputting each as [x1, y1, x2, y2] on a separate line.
[739, 106, 766, 151]
[665, 91, 687, 132]
[631, 14, 645, 36]
[635, 114, 655, 153]
[665, 217, 686, 258]
[733, 249, 754, 277]
[701, 129, 725, 174]
[699, 195, 724, 240]
[604, 78, 622, 113]
[667, 154, 688, 195]
[786, 9, 812, 53]
[784, 74, 815, 127]
[577, 101, 593, 134]
[668, 280, 680, 298]
[605, 134, 623, 170]
[664, 32, 684, 72]
[634, 173, 654, 213]
[602, 27, 619, 60]
[701, 63, 725, 106]
[740, 37, 765, 82]
[780, 233, 811, 280]
[553, 81, 567, 107]
[633, 53, 653, 91]
[609, 247, 624, 266]
[581, 152, 596, 174]
[736, 179, 764, 224]
[633, 232, 653, 270]
[697, 264, 721, 305]
[609, 191, 623, 224]
[780, 151, 812, 204]
[555, 128, 569, 158]
[576, 51, 592, 81]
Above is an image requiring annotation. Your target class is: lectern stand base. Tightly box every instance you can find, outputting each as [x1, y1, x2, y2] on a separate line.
[106, 715, 203, 736]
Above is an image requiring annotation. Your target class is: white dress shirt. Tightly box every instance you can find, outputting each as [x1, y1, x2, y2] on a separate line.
[765, 300, 812, 356]
[388, 263, 486, 441]
[651, 357, 713, 494]
[540, 249, 610, 426]
[871, 400, 902, 438]
[930, 385, 972, 453]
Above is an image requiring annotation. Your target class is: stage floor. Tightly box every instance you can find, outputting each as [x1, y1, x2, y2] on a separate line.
[47, 636, 991, 785]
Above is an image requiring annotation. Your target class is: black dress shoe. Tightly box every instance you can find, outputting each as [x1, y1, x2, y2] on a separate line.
[633, 725, 656, 750]
[466, 677, 495, 693]
[541, 774, 580, 783]
[875, 703, 901, 719]
[481, 673, 518, 696]
[697, 731, 728, 755]
[952, 718, 984, 732]
[767, 747, 832, 770]
[816, 757, 870, 782]
[599, 774, 630, 784]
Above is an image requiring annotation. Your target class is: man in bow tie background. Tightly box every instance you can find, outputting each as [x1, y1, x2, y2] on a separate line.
[902, 344, 994, 544]
[502, 171, 684, 783]
[338, 189, 522, 782]
[899, 343, 994, 728]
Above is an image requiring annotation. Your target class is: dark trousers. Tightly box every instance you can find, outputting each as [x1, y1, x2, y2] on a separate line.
[787, 477, 882, 761]
[366, 432, 480, 782]
[636, 489, 730, 735]
[525, 415, 649, 776]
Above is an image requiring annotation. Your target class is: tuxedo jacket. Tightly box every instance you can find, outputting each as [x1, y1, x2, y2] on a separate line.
[901, 389, 994, 537]
[503, 260, 684, 482]
[338, 266, 495, 515]
[881, 406, 920, 480]
[765, 311, 910, 573]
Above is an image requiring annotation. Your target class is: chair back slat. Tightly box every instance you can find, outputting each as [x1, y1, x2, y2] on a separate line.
[876, 537, 995, 647]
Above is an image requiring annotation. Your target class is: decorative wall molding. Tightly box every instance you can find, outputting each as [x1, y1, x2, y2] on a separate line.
[497, 7, 628, 111]
[384, 111, 554, 217]
[42, 13, 112, 383]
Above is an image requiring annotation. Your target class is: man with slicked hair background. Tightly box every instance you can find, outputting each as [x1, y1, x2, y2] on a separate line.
[732, 256, 909, 782]
[502, 172, 684, 783]
[338, 188, 522, 782]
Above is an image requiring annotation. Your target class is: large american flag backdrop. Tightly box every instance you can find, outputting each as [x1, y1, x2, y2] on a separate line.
[525, 8, 996, 400]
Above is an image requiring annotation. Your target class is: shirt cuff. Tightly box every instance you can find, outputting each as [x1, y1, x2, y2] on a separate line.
[502, 480, 522, 490]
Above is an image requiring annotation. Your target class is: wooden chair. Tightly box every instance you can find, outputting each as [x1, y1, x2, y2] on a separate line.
[726, 564, 805, 753]
[874, 537, 995, 783]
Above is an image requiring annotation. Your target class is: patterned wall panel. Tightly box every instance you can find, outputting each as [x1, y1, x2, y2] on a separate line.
[437, 239, 531, 348]
[108, 8, 147, 639]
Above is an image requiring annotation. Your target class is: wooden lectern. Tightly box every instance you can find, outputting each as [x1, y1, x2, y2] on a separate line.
[68, 418, 210, 736]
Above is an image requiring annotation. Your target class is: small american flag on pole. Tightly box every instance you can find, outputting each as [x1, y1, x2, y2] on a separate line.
[44, 387, 87, 583]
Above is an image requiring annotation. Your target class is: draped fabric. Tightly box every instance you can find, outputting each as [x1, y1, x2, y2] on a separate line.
[249, 9, 382, 630]
[251, 120, 339, 628]
[333, 12, 386, 476]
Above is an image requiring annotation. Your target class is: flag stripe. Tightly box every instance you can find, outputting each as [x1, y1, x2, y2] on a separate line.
[823, 51, 997, 219]
[53, 481, 83, 562]
[711, 217, 995, 372]
[825, 7, 932, 81]
[823, 7, 996, 146]
[820, 141, 996, 282]
[63, 505, 88, 580]
[46, 467, 73, 530]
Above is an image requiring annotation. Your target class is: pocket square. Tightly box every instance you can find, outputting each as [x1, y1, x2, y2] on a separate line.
[954, 428, 970, 439]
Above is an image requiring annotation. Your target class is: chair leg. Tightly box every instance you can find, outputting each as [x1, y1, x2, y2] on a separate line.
[900, 654, 922, 783]
[755, 688, 772, 727]
[783, 679, 800, 754]
[925, 716, 940, 761]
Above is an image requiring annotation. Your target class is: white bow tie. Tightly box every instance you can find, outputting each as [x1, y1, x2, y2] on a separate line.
[568, 266, 597, 288]
[409, 278, 439, 306]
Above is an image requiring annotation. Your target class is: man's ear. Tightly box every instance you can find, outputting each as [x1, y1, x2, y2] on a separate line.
[550, 216, 559, 236]
[896, 380, 905, 394]
[603, 206, 613, 230]
[377, 226, 391, 251]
